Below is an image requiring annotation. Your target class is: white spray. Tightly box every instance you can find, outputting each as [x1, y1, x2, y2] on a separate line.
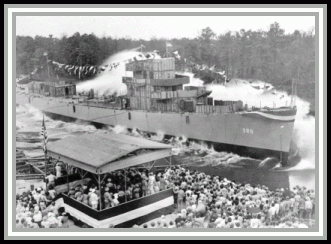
[76, 48, 162, 96]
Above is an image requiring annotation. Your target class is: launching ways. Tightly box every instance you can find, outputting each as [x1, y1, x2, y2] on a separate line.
[47, 132, 174, 228]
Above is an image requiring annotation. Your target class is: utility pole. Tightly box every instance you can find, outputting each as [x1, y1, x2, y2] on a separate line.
[44, 52, 51, 80]
[166, 44, 168, 58]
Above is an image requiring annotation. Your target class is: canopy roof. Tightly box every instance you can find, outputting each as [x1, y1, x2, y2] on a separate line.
[47, 132, 172, 174]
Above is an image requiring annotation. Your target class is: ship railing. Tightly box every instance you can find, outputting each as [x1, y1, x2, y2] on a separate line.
[79, 100, 121, 109]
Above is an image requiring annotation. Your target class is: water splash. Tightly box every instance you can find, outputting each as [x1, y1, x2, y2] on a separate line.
[76, 48, 161, 96]
[149, 130, 165, 142]
[111, 125, 128, 135]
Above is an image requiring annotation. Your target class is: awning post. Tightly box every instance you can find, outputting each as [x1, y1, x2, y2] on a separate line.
[124, 170, 127, 203]
[66, 163, 70, 194]
[98, 174, 102, 210]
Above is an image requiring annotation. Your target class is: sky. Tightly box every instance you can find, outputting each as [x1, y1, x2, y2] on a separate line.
[16, 15, 315, 40]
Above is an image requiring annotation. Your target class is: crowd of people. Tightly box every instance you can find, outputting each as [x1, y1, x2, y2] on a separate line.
[132, 166, 316, 229]
[15, 185, 71, 228]
[16, 165, 316, 229]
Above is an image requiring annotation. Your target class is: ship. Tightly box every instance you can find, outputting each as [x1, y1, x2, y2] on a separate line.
[16, 57, 297, 166]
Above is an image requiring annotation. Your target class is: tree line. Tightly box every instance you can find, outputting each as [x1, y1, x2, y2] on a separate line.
[16, 22, 315, 108]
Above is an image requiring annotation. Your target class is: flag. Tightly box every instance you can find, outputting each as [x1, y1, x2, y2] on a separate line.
[141, 44, 146, 48]
[43, 52, 48, 56]
[145, 53, 155, 59]
[31, 69, 38, 75]
[41, 115, 48, 154]
[251, 85, 260, 90]
[100, 66, 107, 71]
[202, 64, 208, 70]
[166, 42, 172, 47]
[79, 66, 82, 79]
[173, 50, 181, 60]
[85, 66, 89, 75]
[209, 65, 216, 71]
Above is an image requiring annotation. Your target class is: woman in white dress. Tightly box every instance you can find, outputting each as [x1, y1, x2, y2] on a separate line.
[55, 162, 63, 178]
[148, 173, 155, 195]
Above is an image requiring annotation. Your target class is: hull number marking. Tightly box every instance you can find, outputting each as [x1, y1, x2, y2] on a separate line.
[242, 128, 254, 134]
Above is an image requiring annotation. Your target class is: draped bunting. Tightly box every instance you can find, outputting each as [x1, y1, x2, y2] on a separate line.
[39, 49, 227, 80]
[30, 68, 38, 75]
[41, 48, 160, 79]
[30, 48, 274, 96]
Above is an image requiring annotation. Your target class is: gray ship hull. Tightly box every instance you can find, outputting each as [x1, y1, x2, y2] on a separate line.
[17, 94, 295, 165]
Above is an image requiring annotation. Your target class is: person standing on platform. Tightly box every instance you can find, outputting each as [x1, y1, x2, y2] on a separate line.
[154, 179, 160, 193]
[90, 188, 99, 210]
[55, 163, 63, 178]
[159, 175, 167, 191]
[148, 172, 155, 195]
[103, 187, 111, 209]
[46, 172, 56, 189]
